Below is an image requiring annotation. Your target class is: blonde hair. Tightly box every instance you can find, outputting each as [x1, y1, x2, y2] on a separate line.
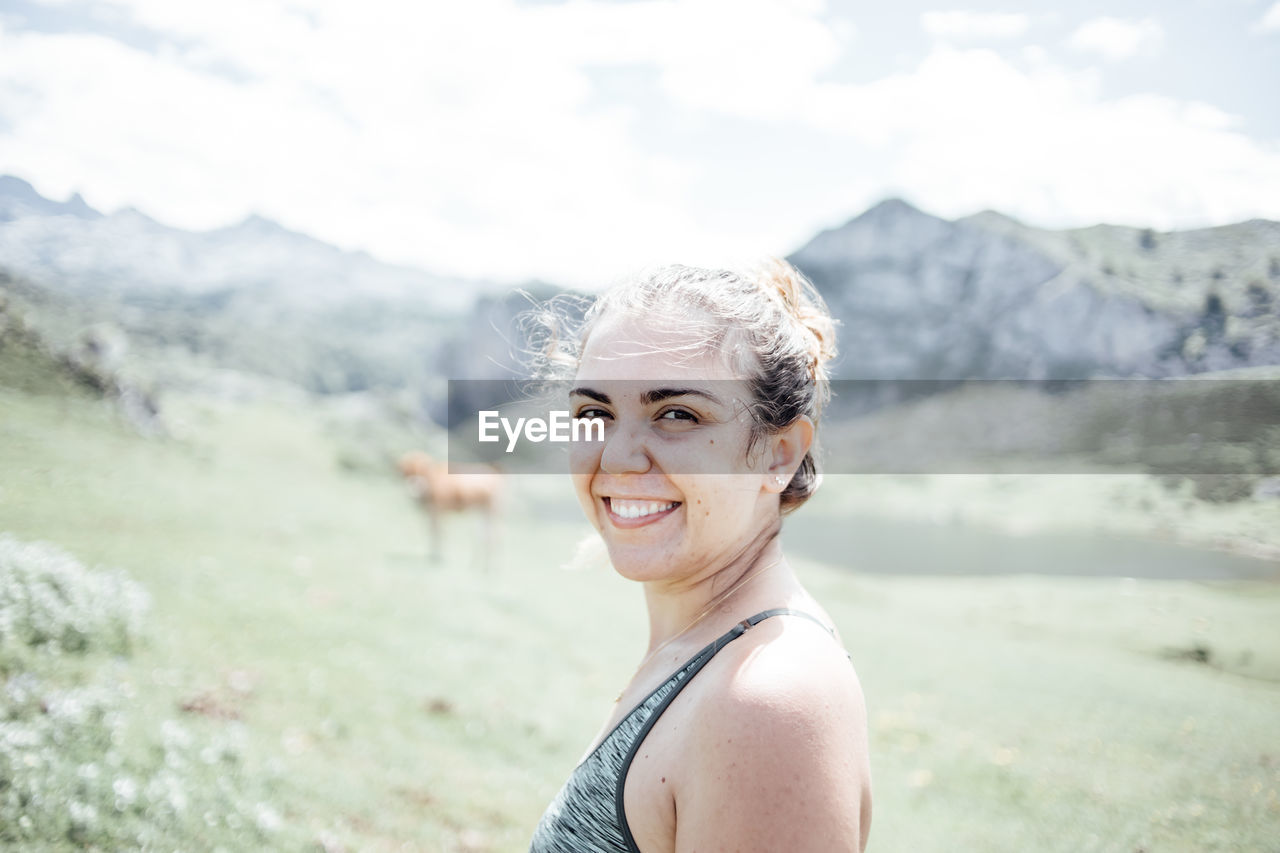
[525, 259, 837, 513]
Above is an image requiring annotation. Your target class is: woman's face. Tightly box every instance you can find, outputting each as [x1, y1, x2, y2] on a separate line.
[568, 312, 789, 585]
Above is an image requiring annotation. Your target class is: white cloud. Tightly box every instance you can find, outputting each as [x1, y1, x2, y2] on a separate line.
[921, 11, 1030, 41]
[1068, 16, 1164, 61]
[0, 0, 851, 283]
[1, 2, 1278, 286]
[0, 3, 713, 283]
[852, 54, 1278, 231]
[675, 42, 1280, 231]
[1256, 1, 1280, 33]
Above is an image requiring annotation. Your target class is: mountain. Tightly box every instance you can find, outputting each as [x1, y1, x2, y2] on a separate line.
[788, 199, 1280, 379]
[0, 176, 521, 396]
[5, 174, 1277, 399]
[0, 176, 489, 311]
[0, 175, 101, 222]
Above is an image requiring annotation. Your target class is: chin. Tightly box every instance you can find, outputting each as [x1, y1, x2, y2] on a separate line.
[603, 544, 677, 583]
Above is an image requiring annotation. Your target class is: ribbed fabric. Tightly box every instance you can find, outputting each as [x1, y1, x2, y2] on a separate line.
[529, 609, 837, 853]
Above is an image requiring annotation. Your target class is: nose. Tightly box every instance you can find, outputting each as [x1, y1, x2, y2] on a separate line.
[599, 420, 651, 475]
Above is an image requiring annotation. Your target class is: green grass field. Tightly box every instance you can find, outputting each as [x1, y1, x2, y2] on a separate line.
[2, 386, 1278, 851]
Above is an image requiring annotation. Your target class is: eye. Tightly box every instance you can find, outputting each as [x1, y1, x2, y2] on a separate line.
[657, 408, 698, 423]
[574, 406, 611, 421]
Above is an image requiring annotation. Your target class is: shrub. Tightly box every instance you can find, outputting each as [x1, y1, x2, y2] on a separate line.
[0, 674, 282, 849]
[0, 535, 149, 669]
[0, 535, 287, 849]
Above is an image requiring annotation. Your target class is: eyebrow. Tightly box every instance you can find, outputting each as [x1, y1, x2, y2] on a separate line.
[641, 387, 725, 406]
[569, 387, 611, 405]
[568, 386, 725, 407]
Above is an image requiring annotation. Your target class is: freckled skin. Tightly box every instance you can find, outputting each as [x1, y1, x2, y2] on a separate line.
[624, 621, 870, 853]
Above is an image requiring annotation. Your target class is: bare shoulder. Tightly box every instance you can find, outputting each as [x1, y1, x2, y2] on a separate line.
[674, 615, 872, 852]
[692, 612, 865, 716]
[728, 613, 863, 701]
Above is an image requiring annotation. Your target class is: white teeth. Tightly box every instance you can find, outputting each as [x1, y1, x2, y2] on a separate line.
[611, 499, 676, 519]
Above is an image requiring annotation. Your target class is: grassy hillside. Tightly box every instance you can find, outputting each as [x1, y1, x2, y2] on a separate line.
[1, 383, 1278, 850]
[0, 291, 101, 398]
[1, 266, 456, 397]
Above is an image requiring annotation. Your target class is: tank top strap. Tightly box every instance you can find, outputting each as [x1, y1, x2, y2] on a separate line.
[613, 607, 846, 850]
[702, 607, 849, 667]
[739, 607, 836, 634]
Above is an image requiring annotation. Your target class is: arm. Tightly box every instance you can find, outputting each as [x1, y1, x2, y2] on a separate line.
[674, 641, 872, 852]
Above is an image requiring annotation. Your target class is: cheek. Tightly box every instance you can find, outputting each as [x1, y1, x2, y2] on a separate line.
[681, 477, 754, 527]
[569, 443, 601, 517]
[724, 481, 768, 530]
[698, 428, 757, 476]
[569, 440, 599, 477]
[569, 471, 598, 527]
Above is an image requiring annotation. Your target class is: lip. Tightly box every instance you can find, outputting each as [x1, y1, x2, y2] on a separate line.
[602, 496, 682, 529]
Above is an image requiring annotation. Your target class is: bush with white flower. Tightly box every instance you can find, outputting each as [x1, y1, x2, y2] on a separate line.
[0, 534, 287, 848]
[0, 535, 149, 667]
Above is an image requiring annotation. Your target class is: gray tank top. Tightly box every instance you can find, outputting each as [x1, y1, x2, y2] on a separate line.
[528, 608, 839, 853]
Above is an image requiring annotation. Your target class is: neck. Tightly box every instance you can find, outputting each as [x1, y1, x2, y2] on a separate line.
[641, 530, 794, 655]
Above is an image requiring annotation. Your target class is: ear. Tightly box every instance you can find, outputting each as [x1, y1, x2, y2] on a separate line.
[764, 417, 814, 491]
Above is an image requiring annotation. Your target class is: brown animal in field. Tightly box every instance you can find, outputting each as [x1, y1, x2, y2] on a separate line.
[397, 451, 503, 569]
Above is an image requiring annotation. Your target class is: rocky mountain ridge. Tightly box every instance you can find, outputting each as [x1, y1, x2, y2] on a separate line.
[2, 176, 1277, 393]
[0, 176, 490, 311]
[789, 199, 1280, 379]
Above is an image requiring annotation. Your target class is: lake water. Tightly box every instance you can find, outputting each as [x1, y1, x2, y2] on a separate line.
[519, 481, 1280, 582]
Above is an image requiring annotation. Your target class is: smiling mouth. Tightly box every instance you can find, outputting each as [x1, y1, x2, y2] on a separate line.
[604, 497, 681, 526]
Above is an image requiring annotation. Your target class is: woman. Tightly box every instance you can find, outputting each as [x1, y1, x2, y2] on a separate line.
[529, 261, 872, 852]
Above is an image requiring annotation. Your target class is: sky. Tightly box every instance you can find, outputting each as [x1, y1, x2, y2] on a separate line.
[1, 0, 1279, 287]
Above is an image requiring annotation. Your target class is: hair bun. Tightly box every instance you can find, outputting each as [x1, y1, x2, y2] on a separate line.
[752, 257, 838, 381]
